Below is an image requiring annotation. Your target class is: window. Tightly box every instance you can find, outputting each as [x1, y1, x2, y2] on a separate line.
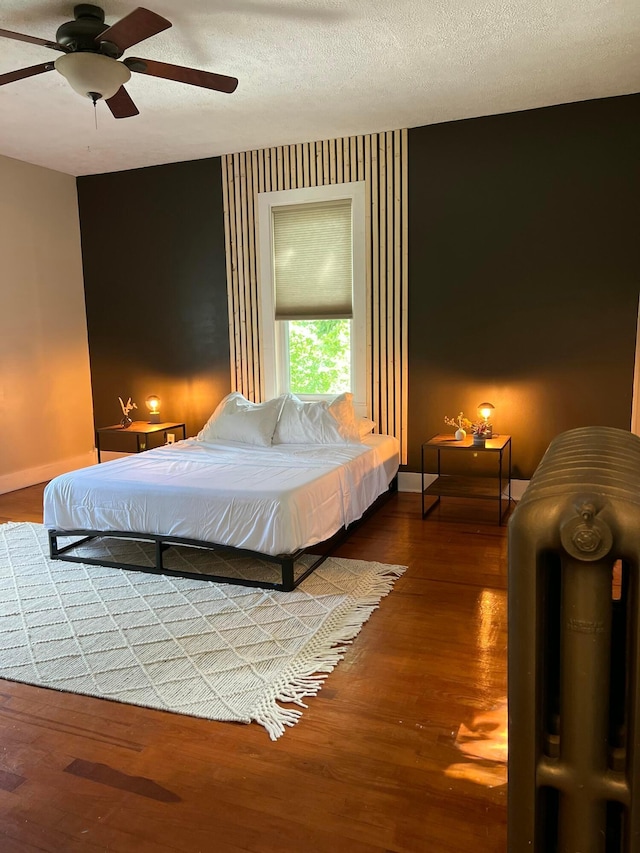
[258, 182, 367, 413]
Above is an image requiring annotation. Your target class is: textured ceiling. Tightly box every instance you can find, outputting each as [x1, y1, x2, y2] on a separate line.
[0, 0, 638, 177]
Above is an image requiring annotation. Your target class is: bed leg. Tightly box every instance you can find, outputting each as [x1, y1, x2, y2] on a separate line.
[282, 559, 295, 592]
[155, 539, 164, 573]
[48, 530, 59, 559]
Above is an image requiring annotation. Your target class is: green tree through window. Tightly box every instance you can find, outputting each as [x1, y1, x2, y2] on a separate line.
[287, 319, 351, 395]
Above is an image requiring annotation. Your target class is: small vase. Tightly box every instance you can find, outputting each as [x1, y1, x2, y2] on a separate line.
[473, 433, 485, 446]
[455, 428, 466, 441]
[120, 416, 132, 429]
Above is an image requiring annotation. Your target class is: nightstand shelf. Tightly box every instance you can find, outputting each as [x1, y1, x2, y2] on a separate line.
[421, 433, 512, 524]
[423, 474, 509, 499]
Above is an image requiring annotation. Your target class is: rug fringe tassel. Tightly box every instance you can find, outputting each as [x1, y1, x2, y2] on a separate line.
[252, 564, 406, 740]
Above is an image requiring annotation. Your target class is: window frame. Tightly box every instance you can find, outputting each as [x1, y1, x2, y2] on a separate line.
[257, 182, 367, 414]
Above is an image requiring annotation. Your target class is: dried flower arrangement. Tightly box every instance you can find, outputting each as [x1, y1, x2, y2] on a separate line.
[444, 412, 473, 431]
[445, 411, 493, 441]
[118, 396, 137, 428]
[118, 397, 137, 417]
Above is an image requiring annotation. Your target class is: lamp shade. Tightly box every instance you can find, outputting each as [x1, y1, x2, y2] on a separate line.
[55, 52, 131, 100]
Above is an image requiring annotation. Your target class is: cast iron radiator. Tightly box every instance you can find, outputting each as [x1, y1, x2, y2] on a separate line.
[508, 426, 640, 853]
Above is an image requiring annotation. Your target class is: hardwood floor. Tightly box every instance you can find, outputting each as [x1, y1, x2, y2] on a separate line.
[0, 485, 508, 852]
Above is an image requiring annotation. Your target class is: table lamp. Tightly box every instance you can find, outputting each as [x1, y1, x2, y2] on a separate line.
[146, 395, 161, 424]
[478, 402, 495, 438]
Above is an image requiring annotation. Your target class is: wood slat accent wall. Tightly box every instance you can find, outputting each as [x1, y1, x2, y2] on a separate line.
[222, 130, 408, 462]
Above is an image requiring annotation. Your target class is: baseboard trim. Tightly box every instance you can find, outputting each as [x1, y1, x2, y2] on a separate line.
[0, 451, 97, 495]
[98, 451, 134, 463]
[397, 472, 435, 492]
[509, 480, 530, 501]
[397, 471, 530, 500]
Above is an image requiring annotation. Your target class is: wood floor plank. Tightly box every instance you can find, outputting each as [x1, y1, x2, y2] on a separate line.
[0, 485, 508, 852]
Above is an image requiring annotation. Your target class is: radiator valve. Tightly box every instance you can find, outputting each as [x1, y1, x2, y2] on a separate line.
[560, 499, 613, 561]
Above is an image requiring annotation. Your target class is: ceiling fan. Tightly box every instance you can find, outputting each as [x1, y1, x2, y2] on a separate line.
[0, 4, 238, 118]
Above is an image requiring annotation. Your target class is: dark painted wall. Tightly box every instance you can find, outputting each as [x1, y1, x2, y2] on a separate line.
[408, 94, 640, 478]
[77, 158, 231, 443]
[76, 96, 639, 475]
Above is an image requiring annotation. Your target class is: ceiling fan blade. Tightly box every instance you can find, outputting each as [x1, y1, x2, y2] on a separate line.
[0, 62, 55, 87]
[0, 27, 66, 52]
[124, 58, 238, 94]
[105, 85, 140, 119]
[97, 7, 171, 53]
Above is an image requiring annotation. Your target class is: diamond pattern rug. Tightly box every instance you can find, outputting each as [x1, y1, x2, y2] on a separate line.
[0, 522, 405, 739]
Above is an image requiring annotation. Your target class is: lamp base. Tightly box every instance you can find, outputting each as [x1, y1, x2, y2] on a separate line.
[148, 413, 161, 424]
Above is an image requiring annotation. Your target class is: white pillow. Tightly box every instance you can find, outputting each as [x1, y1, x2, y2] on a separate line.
[198, 393, 284, 446]
[273, 392, 361, 445]
[358, 417, 376, 438]
[328, 392, 360, 442]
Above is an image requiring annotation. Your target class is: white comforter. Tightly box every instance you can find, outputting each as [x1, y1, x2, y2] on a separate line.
[44, 435, 399, 556]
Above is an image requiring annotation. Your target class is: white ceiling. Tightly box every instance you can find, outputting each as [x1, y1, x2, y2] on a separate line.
[0, 0, 638, 177]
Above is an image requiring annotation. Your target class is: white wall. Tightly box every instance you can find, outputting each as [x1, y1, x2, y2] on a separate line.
[0, 154, 95, 494]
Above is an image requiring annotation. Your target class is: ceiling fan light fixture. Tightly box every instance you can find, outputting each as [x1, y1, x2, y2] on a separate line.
[54, 51, 130, 100]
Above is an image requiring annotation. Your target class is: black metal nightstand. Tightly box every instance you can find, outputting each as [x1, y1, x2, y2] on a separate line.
[421, 433, 512, 524]
[95, 421, 186, 463]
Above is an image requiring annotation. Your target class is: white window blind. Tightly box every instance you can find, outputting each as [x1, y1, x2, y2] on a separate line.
[273, 199, 353, 320]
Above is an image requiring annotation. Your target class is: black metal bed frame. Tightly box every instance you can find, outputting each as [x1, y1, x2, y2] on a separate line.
[48, 478, 397, 592]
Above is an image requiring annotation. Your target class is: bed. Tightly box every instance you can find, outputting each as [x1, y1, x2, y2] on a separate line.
[44, 392, 400, 591]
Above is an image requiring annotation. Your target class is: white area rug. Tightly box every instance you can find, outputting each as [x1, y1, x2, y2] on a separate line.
[0, 522, 405, 739]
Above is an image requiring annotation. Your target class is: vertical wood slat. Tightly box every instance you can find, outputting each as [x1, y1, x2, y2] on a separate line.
[400, 129, 409, 463]
[221, 156, 237, 391]
[238, 151, 254, 400]
[296, 143, 304, 189]
[349, 136, 358, 181]
[310, 141, 317, 187]
[247, 150, 259, 400]
[226, 155, 239, 391]
[257, 148, 265, 194]
[232, 154, 248, 397]
[378, 133, 388, 434]
[343, 137, 350, 182]
[241, 151, 253, 398]
[329, 139, 336, 184]
[253, 148, 265, 399]
[303, 143, 310, 187]
[386, 132, 394, 438]
[276, 147, 281, 190]
[263, 148, 271, 193]
[324, 139, 331, 184]
[234, 152, 246, 393]
[370, 135, 380, 432]
[221, 130, 409, 461]
[290, 145, 297, 189]
[364, 135, 372, 420]
[393, 130, 402, 451]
